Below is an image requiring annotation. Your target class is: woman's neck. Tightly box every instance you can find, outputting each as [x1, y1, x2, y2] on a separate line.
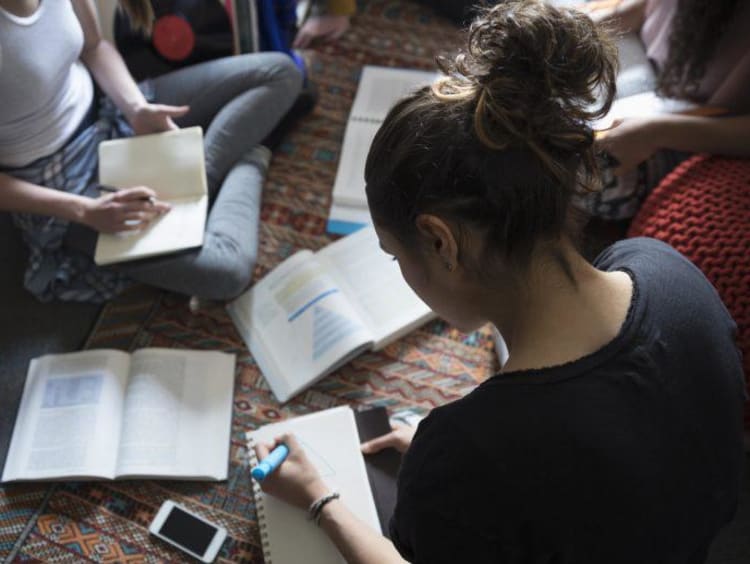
[489, 241, 633, 373]
[0, 0, 39, 17]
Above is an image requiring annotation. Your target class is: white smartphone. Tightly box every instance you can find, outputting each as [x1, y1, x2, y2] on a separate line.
[149, 500, 227, 563]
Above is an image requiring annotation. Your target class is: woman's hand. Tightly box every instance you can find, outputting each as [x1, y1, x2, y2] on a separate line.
[254, 433, 330, 510]
[574, 0, 619, 24]
[360, 423, 416, 455]
[574, 0, 647, 33]
[596, 117, 660, 175]
[128, 103, 190, 136]
[293, 15, 351, 49]
[81, 186, 170, 234]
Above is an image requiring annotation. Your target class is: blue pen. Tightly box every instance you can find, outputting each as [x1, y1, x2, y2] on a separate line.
[251, 444, 289, 481]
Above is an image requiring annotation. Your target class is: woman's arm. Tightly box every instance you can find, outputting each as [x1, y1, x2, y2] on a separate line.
[0, 172, 91, 223]
[317, 499, 407, 564]
[577, 0, 647, 35]
[652, 113, 750, 155]
[597, 114, 750, 174]
[0, 172, 169, 233]
[293, 0, 355, 48]
[71, 0, 188, 134]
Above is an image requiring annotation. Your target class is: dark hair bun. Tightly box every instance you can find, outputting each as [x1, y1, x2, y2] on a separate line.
[434, 0, 617, 178]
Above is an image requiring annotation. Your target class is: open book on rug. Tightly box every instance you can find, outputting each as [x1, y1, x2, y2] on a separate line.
[2, 348, 235, 482]
[95, 126, 208, 265]
[227, 226, 435, 402]
[328, 65, 436, 235]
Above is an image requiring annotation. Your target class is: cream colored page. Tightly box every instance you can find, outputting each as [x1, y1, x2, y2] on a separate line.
[350, 66, 437, 121]
[94, 196, 207, 265]
[2, 350, 130, 481]
[247, 407, 380, 564]
[95, 126, 207, 264]
[98, 126, 206, 199]
[115, 349, 235, 479]
[317, 227, 433, 349]
[227, 251, 372, 402]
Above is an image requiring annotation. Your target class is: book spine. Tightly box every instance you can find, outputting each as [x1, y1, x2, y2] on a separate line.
[246, 433, 273, 563]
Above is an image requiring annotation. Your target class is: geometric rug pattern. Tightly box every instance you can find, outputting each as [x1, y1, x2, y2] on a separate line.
[0, 2, 497, 561]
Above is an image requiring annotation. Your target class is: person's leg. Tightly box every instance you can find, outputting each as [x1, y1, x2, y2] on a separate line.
[115, 54, 303, 299]
[119, 147, 270, 300]
[149, 52, 303, 194]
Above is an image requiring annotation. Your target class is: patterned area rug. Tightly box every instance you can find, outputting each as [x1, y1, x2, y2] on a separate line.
[0, 2, 498, 562]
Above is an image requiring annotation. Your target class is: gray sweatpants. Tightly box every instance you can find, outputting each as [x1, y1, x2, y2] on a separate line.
[118, 53, 302, 299]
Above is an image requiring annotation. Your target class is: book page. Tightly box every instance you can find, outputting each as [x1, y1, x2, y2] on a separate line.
[94, 195, 207, 265]
[115, 349, 235, 480]
[317, 227, 434, 350]
[330, 66, 437, 211]
[330, 120, 381, 207]
[247, 406, 380, 564]
[350, 66, 437, 121]
[95, 126, 208, 265]
[2, 350, 130, 482]
[98, 126, 207, 200]
[227, 251, 373, 402]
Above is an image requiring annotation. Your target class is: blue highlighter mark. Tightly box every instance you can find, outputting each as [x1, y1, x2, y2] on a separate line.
[288, 288, 339, 322]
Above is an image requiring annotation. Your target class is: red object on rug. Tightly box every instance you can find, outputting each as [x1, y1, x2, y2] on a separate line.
[627, 154, 750, 429]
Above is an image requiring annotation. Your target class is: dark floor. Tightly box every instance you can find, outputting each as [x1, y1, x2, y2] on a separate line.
[0, 213, 748, 562]
[0, 214, 101, 472]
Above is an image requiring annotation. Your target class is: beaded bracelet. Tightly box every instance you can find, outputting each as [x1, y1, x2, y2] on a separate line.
[308, 491, 340, 525]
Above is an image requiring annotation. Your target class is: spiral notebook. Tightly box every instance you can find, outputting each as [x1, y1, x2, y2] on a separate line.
[328, 66, 437, 235]
[246, 406, 382, 564]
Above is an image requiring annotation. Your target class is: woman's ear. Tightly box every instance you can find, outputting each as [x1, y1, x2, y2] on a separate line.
[414, 214, 459, 270]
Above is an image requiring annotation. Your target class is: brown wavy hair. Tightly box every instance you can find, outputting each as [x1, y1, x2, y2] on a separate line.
[364, 0, 617, 269]
[658, 0, 739, 98]
[118, 0, 154, 34]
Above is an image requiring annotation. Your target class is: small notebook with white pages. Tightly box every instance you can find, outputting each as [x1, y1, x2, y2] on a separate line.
[328, 66, 437, 234]
[94, 126, 208, 265]
[246, 406, 381, 564]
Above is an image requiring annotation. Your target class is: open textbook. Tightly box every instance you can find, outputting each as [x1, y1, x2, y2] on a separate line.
[2, 348, 235, 482]
[246, 406, 381, 564]
[328, 66, 437, 235]
[227, 226, 435, 402]
[94, 126, 208, 265]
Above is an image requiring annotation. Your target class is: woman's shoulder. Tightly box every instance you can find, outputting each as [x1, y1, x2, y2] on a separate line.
[594, 236, 686, 270]
[595, 237, 729, 311]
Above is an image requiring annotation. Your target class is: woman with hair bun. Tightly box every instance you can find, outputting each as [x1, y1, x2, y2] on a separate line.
[254, 2, 745, 562]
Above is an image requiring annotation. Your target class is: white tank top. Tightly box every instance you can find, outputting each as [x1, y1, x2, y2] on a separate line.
[0, 1, 94, 168]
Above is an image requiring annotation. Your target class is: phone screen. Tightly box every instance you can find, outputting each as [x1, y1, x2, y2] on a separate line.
[158, 506, 218, 556]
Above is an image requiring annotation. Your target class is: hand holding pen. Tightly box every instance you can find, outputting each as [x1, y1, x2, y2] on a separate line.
[80, 185, 171, 234]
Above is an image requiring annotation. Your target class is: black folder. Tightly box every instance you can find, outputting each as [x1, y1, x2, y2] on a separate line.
[354, 407, 401, 537]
